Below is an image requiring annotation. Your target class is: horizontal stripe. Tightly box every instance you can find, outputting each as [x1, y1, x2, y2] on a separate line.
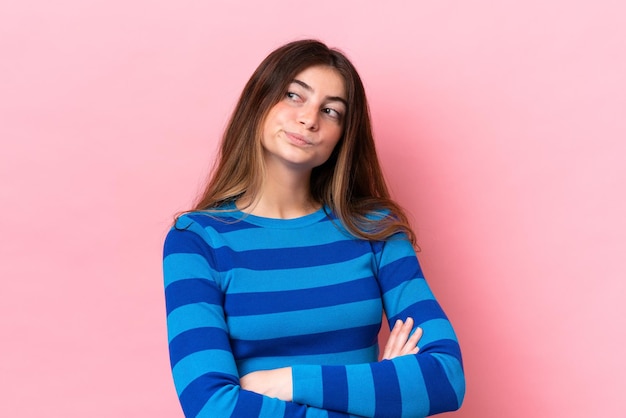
[377, 255, 424, 291]
[214, 219, 348, 251]
[169, 327, 231, 367]
[389, 299, 449, 329]
[167, 303, 226, 343]
[163, 253, 219, 286]
[165, 278, 223, 314]
[179, 372, 237, 418]
[227, 299, 382, 340]
[419, 338, 463, 364]
[172, 350, 238, 393]
[225, 276, 380, 316]
[209, 240, 371, 272]
[382, 278, 435, 317]
[374, 239, 416, 270]
[225, 253, 374, 293]
[236, 345, 379, 376]
[163, 228, 216, 260]
[232, 324, 380, 360]
[410, 317, 459, 349]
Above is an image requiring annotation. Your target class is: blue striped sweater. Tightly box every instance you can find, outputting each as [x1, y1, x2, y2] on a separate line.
[163, 205, 465, 417]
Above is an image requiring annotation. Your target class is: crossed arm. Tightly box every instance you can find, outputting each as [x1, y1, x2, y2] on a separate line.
[240, 318, 423, 401]
[165, 219, 464, 417]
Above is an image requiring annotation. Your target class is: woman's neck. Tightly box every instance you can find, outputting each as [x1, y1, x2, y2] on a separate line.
[237, 167, 320, 219]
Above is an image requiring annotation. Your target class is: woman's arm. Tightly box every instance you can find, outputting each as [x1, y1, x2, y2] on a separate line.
[240, 318, 422, 400]
[164, 219, 358, 418]
[288, 237, 465, 417]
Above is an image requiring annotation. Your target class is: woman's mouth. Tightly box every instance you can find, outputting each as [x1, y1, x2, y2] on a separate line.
[285, 132, 313, 146]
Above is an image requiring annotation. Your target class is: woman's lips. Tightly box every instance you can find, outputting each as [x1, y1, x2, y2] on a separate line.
[285, 131, 313, 146]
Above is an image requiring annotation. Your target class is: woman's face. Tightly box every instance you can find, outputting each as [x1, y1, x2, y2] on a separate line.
[260, 65, 347, 174]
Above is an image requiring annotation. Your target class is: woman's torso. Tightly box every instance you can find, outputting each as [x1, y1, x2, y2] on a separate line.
[185, 205, 386, 376]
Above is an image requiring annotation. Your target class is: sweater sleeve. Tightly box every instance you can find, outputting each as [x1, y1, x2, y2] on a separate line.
[291, 235, 465, 417]
[163, 218, 357, 418]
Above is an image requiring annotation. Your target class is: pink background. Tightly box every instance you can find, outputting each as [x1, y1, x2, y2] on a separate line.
[1, 1, 624, 417]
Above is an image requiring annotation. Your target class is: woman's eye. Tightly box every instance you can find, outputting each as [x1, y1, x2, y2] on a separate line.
[322, 108, 342, 120]
[286, 92, 301, 101]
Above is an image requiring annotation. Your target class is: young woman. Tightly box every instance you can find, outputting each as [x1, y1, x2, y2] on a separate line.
[163, 39, 465, 417]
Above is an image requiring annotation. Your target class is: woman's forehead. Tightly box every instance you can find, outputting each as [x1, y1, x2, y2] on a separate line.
[291, 65, 347, 101]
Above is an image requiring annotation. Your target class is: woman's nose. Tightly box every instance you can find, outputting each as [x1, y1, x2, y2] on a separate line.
[298, 105, 319, 131]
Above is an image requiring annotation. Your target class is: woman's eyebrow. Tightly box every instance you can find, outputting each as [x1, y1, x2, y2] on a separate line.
[292, 79, 347, 107]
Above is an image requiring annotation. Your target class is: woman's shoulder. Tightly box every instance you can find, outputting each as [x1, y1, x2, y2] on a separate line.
[172, 206, 244, 233]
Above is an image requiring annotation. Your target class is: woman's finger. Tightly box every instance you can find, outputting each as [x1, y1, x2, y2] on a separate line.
[402, 327, 422, 355]
[382, 319, 404, 359]
[382, 318, 421, 360]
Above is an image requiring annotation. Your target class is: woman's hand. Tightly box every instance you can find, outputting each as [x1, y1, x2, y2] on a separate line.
[382, 317, 423, 360]
[240, 367, 293, 401]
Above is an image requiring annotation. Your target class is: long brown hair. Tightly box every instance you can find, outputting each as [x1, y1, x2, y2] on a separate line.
[187, 39, 415, 245]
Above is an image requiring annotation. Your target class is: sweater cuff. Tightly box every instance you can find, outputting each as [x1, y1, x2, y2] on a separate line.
[292, 364, 324, 409]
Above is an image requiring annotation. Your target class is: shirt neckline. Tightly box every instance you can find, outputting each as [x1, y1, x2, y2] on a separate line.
[222, 201, 330, 229]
